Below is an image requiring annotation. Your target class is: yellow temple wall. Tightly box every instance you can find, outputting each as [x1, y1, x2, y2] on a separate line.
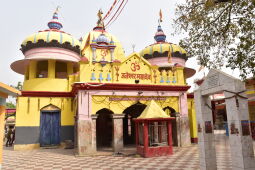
[16, 97, 74, 126]
[79, 53, 186, 86]
[91, 95, 179, 115]
[187, 98, 197, 140]
[23, 79, 69, 91]
[23, 60, 76, 92]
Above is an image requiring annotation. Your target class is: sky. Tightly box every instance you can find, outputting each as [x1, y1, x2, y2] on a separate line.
[0, 0, 240, 90]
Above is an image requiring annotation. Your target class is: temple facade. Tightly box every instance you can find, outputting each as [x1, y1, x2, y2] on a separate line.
[11, 10, 197, 154]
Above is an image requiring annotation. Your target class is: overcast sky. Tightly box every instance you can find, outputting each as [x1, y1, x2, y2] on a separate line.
[0, 0, 240, 89]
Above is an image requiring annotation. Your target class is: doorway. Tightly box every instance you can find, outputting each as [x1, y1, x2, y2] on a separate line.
[163, 107, 178, 146]
[40, 109, 61, 146]
[123, 102, 146, 145]
[96, 108, 113, 148]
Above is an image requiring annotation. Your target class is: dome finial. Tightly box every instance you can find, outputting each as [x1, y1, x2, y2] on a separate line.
[154, 9, 166, 43]
[48, 6, 63, 30]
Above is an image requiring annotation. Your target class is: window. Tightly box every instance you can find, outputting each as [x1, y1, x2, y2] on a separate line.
[148, 121, 168, 147]
[55, 61, 67, 79]
[36, 61, 48, 78]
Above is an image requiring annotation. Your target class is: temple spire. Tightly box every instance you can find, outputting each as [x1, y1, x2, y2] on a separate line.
[48, 6, 63, 30]
[154, 9, 166, 43]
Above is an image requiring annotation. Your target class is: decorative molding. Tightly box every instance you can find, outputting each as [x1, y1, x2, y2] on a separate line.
[21, 91, 73, 97]
[72, 83, 191, 95]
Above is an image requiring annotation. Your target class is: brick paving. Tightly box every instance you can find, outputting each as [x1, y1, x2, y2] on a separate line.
[2, 133, 255, 170]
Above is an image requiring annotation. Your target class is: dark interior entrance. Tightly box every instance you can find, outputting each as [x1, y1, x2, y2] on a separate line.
[163, 106, 178, 146]
[40, 110, 60, 146]
[96, 108, 113, 148]
[123, 102, 146, 145]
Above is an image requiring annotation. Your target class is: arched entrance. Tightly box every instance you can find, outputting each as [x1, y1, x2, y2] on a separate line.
[123, 102, 146, 145]
[96, 108, 113, 148]
[163, 106, 178, 146]
[40, 104, 61, 146]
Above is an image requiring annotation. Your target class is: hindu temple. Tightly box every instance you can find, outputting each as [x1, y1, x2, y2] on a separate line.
[10, 9, 197, 155]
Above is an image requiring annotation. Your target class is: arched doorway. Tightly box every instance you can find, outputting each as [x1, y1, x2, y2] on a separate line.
[163, 106, 178, 146]
[123, 102, 146, 145]
[96, 108, 113, 148]
[40, 104, 61, 146]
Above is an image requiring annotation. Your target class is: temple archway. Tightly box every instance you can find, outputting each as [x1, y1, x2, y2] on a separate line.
[123, 102, 146, 145]
[96, 108, 113, 148]
[163, 106, 178, 146]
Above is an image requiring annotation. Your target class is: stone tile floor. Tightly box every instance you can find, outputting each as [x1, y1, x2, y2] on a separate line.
[2, 132, 255, 170]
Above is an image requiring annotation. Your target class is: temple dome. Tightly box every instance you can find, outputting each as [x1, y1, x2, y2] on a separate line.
[20, 10, 80, 55]
[11, 9, 81, 75]
[140, 24, 187, 61]
[95, 33, 110, 44]
[140, 23, 194, 79]
[140, 43, 187, 61]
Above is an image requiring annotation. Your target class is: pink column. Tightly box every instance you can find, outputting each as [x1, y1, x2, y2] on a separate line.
[178, 92, 191, 146]
[77, 91, 97, 155]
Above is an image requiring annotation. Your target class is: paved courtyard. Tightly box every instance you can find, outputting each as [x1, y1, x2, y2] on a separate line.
[2, 132, 254, 170]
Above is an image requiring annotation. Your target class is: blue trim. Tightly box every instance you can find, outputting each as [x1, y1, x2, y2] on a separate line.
[98, 73, 104, 81]
[106, 73, 112, 81]
[166, 77, 170, 84]
[91, 72, 96, 81]
[33, 33, 37, 43]
[150, 46, 153, 55]
[160, 76, 164, 83]
[47, 31, 51, 43]
[71, 37, 74, 46]
[172, 77, 176, 83]
[60, 32, 63, 44]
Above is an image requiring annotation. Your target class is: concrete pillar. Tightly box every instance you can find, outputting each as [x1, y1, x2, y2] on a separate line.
[91, 115, 98, 152]
[0, 97, 6, 170]
[224, 90, 255, 170]
[194, 90, 217, 170]
[111, 114, 125, 153]
[179, 93, 191, 147]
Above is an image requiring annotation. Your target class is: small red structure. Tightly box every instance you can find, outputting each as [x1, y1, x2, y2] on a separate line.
[134, 117, 175, 157]
[133, 100, 175, 157]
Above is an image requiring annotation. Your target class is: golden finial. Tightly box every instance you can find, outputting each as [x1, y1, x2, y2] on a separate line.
[55, 6, 61, 13]
[97, 9, 105, 29]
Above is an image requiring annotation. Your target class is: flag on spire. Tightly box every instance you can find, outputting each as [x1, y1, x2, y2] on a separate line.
[159, 9, 163, 22]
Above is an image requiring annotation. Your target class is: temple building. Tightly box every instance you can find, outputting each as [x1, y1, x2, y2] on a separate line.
[11, 9, 197, 154]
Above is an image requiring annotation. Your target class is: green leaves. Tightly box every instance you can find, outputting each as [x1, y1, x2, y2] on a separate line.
[174, 0, 255, 79]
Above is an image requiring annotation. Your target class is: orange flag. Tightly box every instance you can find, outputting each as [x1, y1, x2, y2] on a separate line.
[159, 9, 163, 22]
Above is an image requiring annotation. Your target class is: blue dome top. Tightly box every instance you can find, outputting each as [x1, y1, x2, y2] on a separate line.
[154, 25, 166, 42]
[48, 11, 63, 30]
[96, 33, 109, 44]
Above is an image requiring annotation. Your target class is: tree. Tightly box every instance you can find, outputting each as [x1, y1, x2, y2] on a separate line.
[174, 0, 255, 78]
[6, 102, 16, 109]
[10, 81, 22, 91]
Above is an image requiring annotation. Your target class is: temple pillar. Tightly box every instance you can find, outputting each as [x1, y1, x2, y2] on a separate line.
[111, 114, 125, 152]
[76, 91, 96, 155]
[48, 60, 56, 78]
[91, 115, 98, 152]
[28, 60, 36, 79]
[178, 93, 191, 147]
